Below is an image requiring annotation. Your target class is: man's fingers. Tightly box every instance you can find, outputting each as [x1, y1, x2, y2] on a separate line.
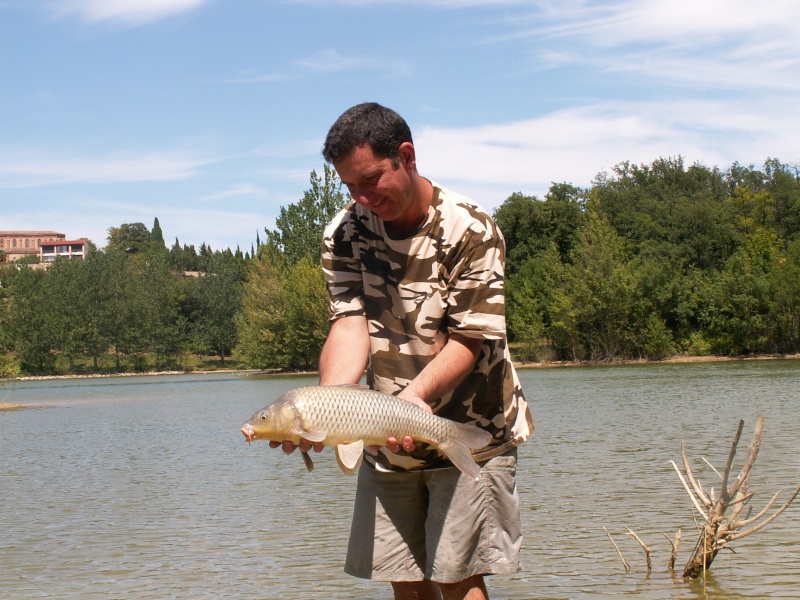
[385, 435, 415, 453]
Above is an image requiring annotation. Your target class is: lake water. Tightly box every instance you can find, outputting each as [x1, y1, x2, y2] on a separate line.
[1, 361, 799, 599]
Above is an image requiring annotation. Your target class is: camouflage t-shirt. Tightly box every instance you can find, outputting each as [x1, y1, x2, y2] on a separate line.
[321, 183, 534, 472]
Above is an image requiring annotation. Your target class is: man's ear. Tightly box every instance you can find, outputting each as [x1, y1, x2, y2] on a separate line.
[397, 141, 417, 172]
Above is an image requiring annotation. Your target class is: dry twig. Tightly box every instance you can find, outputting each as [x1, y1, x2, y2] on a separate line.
[604, 527, 630, 573]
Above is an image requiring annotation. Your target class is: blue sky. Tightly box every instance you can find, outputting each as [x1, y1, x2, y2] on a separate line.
[2, 0, 799, 252]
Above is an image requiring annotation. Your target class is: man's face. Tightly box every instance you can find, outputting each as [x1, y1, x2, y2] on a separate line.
[333, 143, 419, 227]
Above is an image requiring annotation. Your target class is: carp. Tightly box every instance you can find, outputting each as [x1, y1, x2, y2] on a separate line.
[241, 385, 492, 480]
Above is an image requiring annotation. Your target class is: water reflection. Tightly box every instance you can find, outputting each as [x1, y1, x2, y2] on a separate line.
[1, 361, 799, 598]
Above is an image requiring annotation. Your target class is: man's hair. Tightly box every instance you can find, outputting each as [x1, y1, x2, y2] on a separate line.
[322, 102, 413, 164]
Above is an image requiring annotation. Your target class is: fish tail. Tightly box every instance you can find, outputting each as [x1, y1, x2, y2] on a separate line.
[439, 423, 493, 481]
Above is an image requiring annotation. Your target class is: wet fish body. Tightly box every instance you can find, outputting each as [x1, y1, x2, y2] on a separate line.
[241, 385, 492, 480]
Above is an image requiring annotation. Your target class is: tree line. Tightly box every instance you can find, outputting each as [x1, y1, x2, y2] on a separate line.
[1, 158, 799, 377]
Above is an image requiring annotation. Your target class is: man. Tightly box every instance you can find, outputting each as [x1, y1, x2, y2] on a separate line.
[278, 102, 533, 600]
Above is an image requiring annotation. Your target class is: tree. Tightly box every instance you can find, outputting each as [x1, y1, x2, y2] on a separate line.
[493, 186, 585, 274]
[704, 229, 781, 354]
[266, 164, 347, 265]
[235, 247, 288, 369]
[506, 244, 565, 361]
[48, 256, 95, 372]
[151, 217, 165, 248]
[106, 222, 152, 254]
[188, 252, 243, 365]
[549, 209, 638, 360]
[282, 257, 330, 369]
[6, 266, 57, 374]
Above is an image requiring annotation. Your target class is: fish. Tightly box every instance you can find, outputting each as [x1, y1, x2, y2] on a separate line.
[240, 385, 493, 480]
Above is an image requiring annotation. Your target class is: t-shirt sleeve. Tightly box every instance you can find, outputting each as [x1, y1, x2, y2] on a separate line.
[321, 211, 365, 321]
[445, 229, 507, 340]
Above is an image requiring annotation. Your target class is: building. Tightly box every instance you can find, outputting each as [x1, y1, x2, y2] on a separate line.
[40, 239, 89, 263]
[0, 231, 66, 262]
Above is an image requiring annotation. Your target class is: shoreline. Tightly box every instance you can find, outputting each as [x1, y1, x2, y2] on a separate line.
[3, 353, 799, 411]
[3, 352, 799, 384]
[513, 352, 800, 369]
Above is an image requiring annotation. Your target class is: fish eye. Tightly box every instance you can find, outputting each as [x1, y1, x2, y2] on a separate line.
[259, 412, 267, 420]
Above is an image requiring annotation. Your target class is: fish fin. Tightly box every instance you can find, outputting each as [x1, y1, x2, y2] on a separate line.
[453, 422, 493, 450]
[439, 440, 482, 481]
[335, 440, 364, 475]
[300, 451, 314, 473]
[297, 428, 326, 443]
[439, 424, 493, 481]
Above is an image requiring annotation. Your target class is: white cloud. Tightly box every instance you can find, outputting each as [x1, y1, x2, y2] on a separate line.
[416, 97, 800, 207]
[503, 0, 800, 91]
[224, 49, 411, 84]
[293, 49, 412, 75]
[0, 150, 212, 188]
[200, 183, 267, 203]
[55, 0, 208, 25]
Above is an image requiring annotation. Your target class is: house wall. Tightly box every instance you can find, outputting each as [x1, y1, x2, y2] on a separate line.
[0, 231, 66, 262]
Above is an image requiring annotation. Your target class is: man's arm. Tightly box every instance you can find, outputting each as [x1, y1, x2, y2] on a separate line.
[319, 314, 370, 385]
[400, 332, 482, 405]
[388, 332, 483, 452]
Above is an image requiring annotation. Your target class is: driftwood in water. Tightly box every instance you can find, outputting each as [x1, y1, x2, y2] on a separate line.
[607, 417, 798, 578]
[671, 416, 800, 578]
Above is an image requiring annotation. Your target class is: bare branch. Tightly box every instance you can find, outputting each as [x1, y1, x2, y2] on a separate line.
[671, 460, 709, 520]
[604, 527, 630, 573]
[682, 441, 712, 507]
[702, 457, 723, 479]
[720, 419, 745, 502]
[729, 417, 764, 499]
[625, 527, 652, 572]
[662, 530, 681, 571]
[736, 491, 781, 528]
[730, 484, 800, 541]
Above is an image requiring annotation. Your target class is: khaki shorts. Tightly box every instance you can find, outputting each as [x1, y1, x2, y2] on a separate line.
[344, 450, 522, 584]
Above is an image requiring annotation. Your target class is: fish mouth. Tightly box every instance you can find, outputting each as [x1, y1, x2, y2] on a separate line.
[241, 424, 256, 443]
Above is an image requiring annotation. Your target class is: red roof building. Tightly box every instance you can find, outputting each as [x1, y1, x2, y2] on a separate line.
[0, 231, 65, 262]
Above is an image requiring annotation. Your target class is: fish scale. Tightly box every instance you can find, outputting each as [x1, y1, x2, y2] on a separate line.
[292, 387, 450, 445]
[241, 385, 493, 480]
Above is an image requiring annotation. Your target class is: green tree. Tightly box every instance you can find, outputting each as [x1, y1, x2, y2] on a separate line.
[48, 257, 94, 372]
[7, 266, 57, 374]
[106, 222, 152, 254]
[593, 157, 737, 270]
[770, 238, 800, 352]
[704, 229, 781, 354]
[151, 217, 166, 249]
[127, 252, 185, 370]
[282, 257, 330, 369]
[188, 253, 243, 365]
[266, 164, 346, 265]
[235, 247, 288, 369]
[493, 184, 585, 274]
[550, 209, 638, 360]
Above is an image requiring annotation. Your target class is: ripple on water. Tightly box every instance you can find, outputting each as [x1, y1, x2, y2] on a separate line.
[1, 365, 799, 598]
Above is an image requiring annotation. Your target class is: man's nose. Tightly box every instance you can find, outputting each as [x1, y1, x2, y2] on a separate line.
[354, 189, 377, 206]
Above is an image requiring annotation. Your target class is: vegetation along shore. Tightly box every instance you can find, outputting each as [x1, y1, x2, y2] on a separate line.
[2, 157, 799, 379]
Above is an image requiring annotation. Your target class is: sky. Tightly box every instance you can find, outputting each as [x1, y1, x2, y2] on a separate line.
[2, 0, 799, 252]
